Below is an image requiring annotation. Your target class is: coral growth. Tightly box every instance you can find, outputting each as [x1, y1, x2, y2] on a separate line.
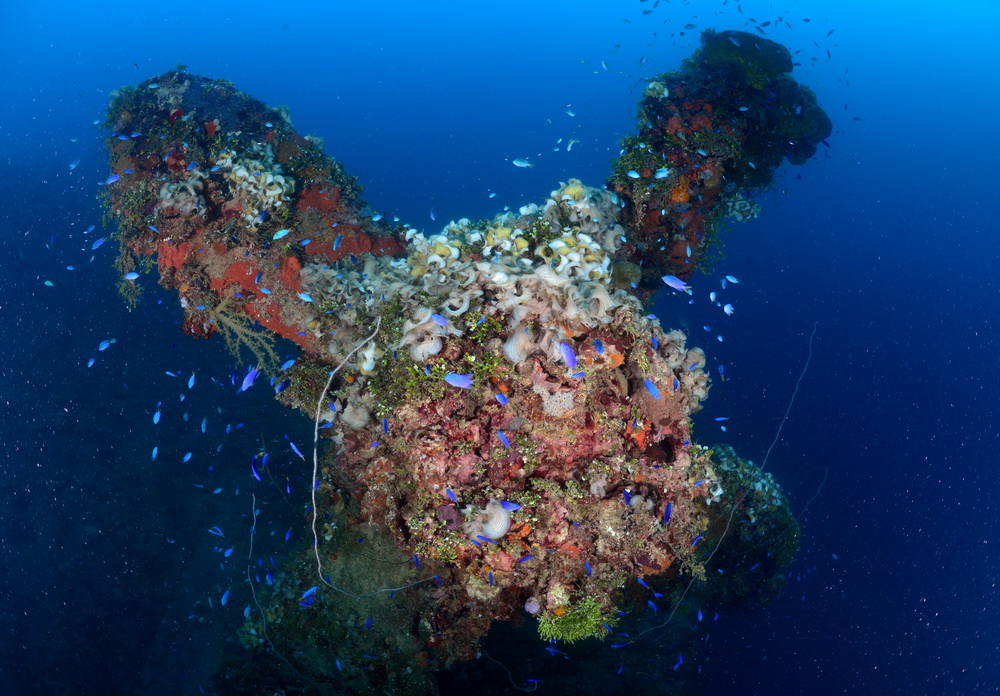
[607, 28, 832, 287]
[101, 46, 819, 690]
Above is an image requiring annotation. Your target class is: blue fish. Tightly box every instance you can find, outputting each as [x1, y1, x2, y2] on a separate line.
[661, 275, 690, 293]
[644, 379, 661, 399]
[302, 586, 318, 598]
[431, 313, 448, 326]
[585, 561, 592, 576]
[188, 373, 196, 389]
[495, 393, 508, 405]
[92, 237, 106, 250]
[664, 502, 673, 524]
[298, 292, 314, 302]
[290, 442, 305, 459]
[280, 359, 296, 371]
[559, 342, 577, 368]
[446, 489, 457, 503]
[124, 272, 139, 281]
[593, 338, 605, 354]
[333, 234, 342, 250]
[151, 446, 158, 460]
[240, 367, 260, 392]
[444, 373, 474, 389]
[497, 430, 511, 449]
[183, 452, 192, 462]
[221, 589, 230, 606]
[105, 174, 119, 184]
[272, 229, 290, 240]
[500, 500, 521, 511]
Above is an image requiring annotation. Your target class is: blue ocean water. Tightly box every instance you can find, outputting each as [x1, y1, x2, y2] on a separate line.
[1, 1, 998, 694]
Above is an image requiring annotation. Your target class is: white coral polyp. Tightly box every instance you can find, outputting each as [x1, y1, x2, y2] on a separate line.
[297, 179, 692, 387]
[463, 499, 512, 541]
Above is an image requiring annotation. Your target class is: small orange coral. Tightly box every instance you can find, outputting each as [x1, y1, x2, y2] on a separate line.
[670, 182, 690, 205]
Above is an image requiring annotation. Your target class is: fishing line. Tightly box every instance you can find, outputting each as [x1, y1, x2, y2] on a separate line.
[480, 648, 540, 693]
[305, 318, 440, 598]
[632, 320, 818, 642]
[798, 465, 829, 520]
[311, 317, 381, 583]
[244, 495, 324, 692]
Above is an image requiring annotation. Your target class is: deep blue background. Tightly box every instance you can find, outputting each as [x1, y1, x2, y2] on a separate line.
[1, 1, 998, 693]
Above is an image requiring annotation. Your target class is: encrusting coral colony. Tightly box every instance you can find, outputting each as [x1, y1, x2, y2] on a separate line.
[102, 30, 828, 694]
